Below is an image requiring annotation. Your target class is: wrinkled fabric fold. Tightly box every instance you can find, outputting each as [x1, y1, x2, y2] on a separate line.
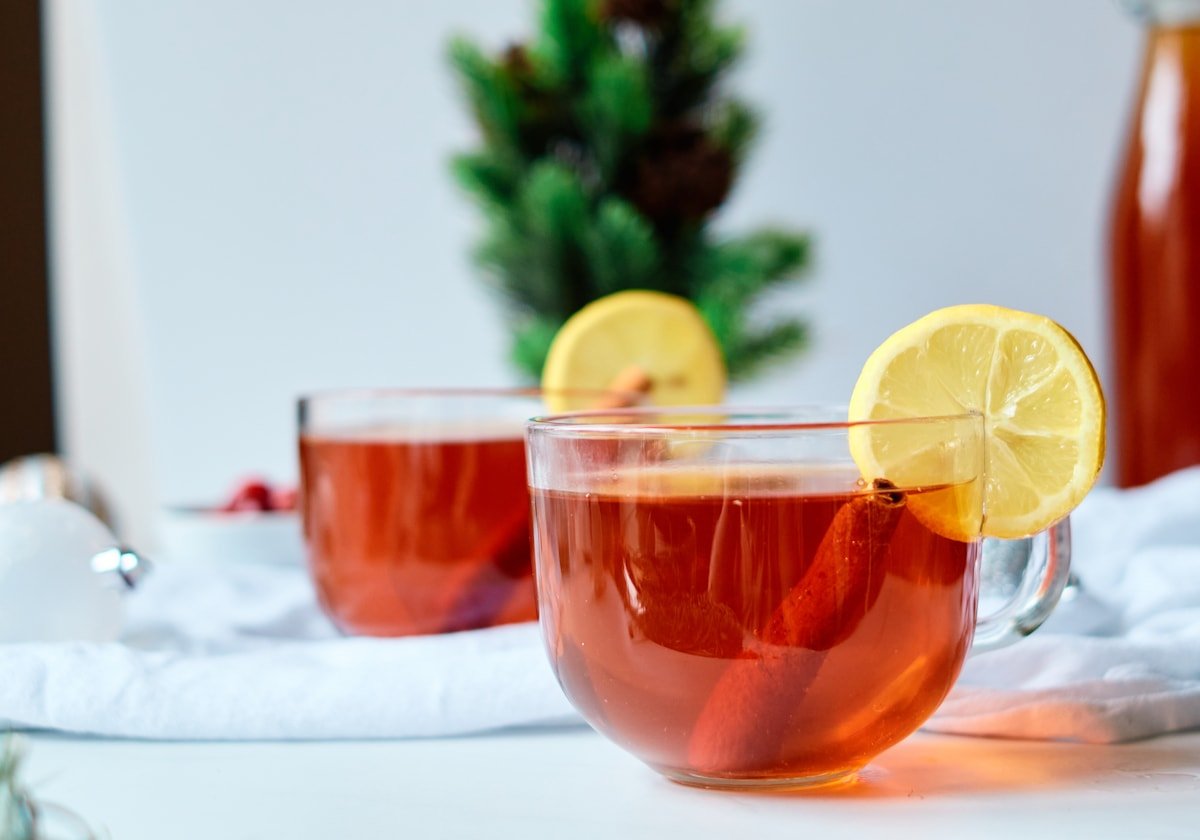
[0, 562, 576, 739]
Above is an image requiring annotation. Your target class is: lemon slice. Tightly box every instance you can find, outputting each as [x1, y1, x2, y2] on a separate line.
[541, 291, 726, 411]
[848, 304, 1105, 540]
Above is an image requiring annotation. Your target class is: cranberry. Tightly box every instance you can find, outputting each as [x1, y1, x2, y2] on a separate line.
[222, 479, 274, 512]
[270, 486, 298, 512]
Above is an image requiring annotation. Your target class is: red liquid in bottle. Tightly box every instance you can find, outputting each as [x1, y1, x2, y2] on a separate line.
[1111, 22, 1200, 486]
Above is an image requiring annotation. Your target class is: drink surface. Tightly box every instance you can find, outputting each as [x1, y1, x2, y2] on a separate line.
[1112, 23, 1200, 485]
[532, 469, 979, 782]
[300, 432, 534, 636]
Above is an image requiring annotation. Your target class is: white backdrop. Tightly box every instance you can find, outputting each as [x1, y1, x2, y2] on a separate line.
[45, 0, 1141, 545]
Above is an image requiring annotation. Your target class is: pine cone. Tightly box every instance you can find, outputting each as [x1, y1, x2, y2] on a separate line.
[623, 122, 734, 225]
[600, 0, 677, 28]
[501, 44, 537, 93]
[500, 44, 580, 156]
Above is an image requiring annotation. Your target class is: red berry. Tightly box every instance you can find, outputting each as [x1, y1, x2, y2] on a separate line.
[222, 479, 273, 512]
[270, 486, 298, 512]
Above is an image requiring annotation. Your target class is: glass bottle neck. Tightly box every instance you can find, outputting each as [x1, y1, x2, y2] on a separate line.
[1126, 0, 1200, 26]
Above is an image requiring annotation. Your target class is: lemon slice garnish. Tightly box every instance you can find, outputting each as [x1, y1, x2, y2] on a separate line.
[541, 291, 726, 412]
[849, 304, 1105, 540]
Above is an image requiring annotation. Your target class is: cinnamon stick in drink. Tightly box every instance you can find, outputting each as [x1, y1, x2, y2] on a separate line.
[439, 506, 534, 634]
[592, 365, 653, 409]
[765, 480, 904, 651]
[687, 480, 905, 775]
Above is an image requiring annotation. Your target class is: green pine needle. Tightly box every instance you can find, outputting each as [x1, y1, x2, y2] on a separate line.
[710, 99, 760, 166]
[519, 162, 591, 315]
[535, 0, 603, 88]
[448, 38, 523, 154]
[512, 316, 563, 380]
[726, 229, 811, 286]
[1, 735, 98, 840]
[693, 230, 811, 305]
[475, 217, 533, 303]
[1, 737, 33, 840]
[583, 199, 660, 294]
[580, 54, 653, 179]
[727, 318, 809, 380]
[451, 152, 519, 210]
[450, 0, 813, 382]
[685, 21, 745, 82]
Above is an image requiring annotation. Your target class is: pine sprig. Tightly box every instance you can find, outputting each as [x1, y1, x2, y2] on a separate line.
[511, 316, 563, 377]
[583, 198, 661, 294]
[518, 162, 591, 316]
[647, 1, 744, 117]
[674, 15, 745, 98]
[450, 0, 811, 381]
[579, 54, 653, 179]
[475, 162, 591, 318]
[1, 735, 97, 840]
[727, 319, 808, 381]
[448, 38, 523, 158]
[450, 151, 519, 211]
[534, 0, 603, 88]
[709, 98, 759, 166]
[0, 737, 32, 840]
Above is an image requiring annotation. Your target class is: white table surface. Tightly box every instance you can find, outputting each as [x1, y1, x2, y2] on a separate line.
[22, 727, 1200, 839]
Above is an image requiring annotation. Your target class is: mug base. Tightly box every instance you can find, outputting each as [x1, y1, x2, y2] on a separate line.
[661, 766, 860, 793]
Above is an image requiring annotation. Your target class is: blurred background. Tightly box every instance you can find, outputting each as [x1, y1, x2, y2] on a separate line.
[33, 0, 1139, 545]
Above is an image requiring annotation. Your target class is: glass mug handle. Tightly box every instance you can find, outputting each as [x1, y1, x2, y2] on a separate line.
[971, 517, 1072, 653]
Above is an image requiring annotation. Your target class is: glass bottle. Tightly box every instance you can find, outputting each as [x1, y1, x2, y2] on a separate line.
[1111, 0, 1200, 486]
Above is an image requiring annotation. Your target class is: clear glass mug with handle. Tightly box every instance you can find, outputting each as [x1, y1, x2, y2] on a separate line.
[526, 407, 1070, 790]
[298, 387, 638, 637]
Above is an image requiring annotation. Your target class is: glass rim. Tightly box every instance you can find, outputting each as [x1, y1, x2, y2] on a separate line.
[527, 405, 985, 435]
[297, 386, 643, 407]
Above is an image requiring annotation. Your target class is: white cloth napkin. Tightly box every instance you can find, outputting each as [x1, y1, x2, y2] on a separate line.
[0, 562, 577, 739]
[2, 468, 1199, 743]
[926, 466, 1200, 743]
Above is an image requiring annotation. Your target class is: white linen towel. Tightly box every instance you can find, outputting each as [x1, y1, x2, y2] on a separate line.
[2, 468, 1199, 743]
[0, 560, 576, 739]
[926, 466, 1200, 743]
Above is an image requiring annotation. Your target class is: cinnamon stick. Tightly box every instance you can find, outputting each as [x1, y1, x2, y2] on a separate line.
[591, 364, 653, 409]
[765, 479, 905, 651]
[687, 480, 906, 775]
[438, 507, 535, 634]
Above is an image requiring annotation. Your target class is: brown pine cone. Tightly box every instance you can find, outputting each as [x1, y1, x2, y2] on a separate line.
[623, 122, 734, 225]
[501, 44, 536, 92]
[600, 0, 677, 28]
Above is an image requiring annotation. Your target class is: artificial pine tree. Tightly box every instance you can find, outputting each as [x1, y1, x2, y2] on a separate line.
[450, 0, 810, 381]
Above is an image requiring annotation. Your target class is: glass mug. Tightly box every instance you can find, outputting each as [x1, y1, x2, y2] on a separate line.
[526, 407, 1071, 790]
[299, 388, 631, 637]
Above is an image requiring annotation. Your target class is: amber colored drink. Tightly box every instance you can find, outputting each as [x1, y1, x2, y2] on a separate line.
[1111, 22, 1200, 486]
[532, 471, 979, 784]
[300, 432, 535, 636]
